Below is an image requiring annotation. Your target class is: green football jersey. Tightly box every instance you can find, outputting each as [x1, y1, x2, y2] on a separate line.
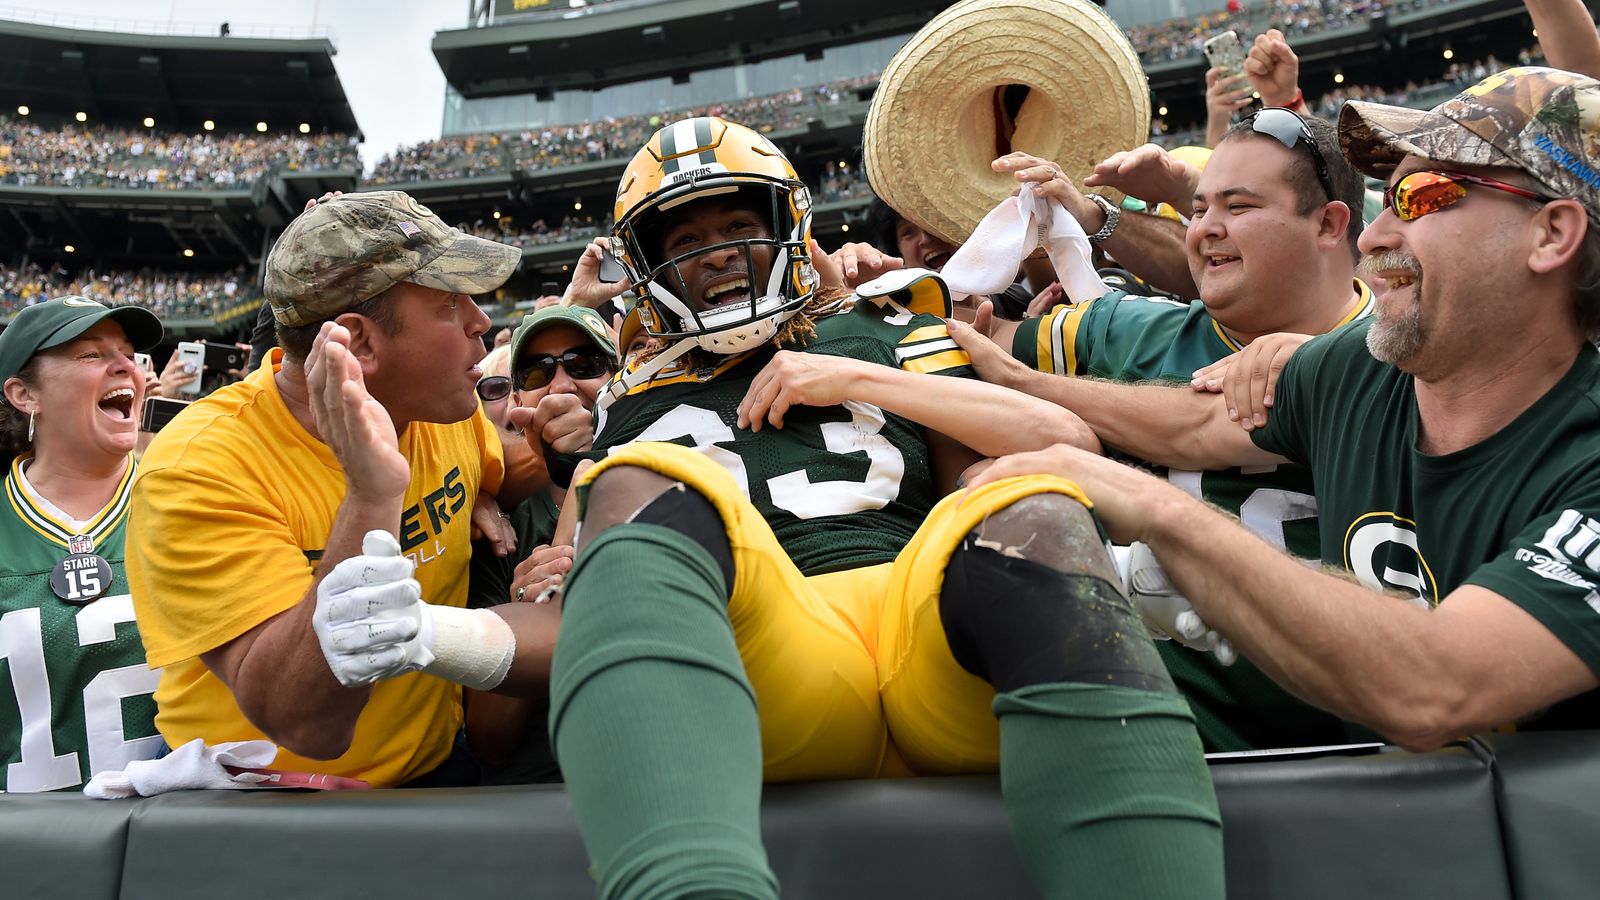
[593, 303, 974, 576]
[0, 457, 161, 792]
[1013, 286, 1376, 750]
[1255, 321, 1600, 730]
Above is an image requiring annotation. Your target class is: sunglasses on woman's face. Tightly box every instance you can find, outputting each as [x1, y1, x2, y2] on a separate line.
[513, 348, 614, 392]
[475, 375, 512, 403]
[1383, 170, 1553, 222]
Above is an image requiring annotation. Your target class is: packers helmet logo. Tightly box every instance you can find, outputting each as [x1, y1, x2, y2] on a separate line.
[61, 297, 103, 308]
[1343, 512, 1439, 607]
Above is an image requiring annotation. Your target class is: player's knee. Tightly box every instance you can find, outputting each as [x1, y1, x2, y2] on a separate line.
[939, 492, 1174, 695]
[968, 492, 1117, 584]
[579, 464, 736, 594]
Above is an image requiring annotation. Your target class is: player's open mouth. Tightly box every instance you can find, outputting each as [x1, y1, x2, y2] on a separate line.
[702, 276, 751, 308]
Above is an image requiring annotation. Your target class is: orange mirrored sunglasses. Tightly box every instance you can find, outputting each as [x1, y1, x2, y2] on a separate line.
[1384, 170, 1552, 221]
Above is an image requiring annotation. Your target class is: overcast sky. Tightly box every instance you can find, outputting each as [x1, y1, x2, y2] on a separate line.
[19, 0, 463, 171]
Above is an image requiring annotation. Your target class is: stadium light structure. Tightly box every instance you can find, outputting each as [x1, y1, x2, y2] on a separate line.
[204, 120, 215, 131]
[183, 249, 195, 257]
[15, 105, 26, 116]
[299, 123, 311, 134]
[75, 111, 87, 122]
[1443, 47, 1454, 60]
[1157, 105, 1168, 117]
[574, 200, 583, 211]
[841, 223, 850, 232]
[65, 245, 76, 253]
[493, 209, 501, 219]
[1334, 72, 1345, 84]
[143, 117, 155, 128]
[256, 121, 268, 132]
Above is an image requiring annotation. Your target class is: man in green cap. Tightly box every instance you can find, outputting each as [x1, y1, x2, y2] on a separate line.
[128, 191, 562, 788]
[466, 302, 619, 783]
[972, 66, 1600, 749]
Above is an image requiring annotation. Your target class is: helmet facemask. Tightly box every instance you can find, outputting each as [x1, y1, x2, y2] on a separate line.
[617, 178, 816, 356]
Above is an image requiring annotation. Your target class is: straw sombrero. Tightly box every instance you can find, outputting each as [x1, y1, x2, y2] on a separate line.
[864, 0, 1150, 246]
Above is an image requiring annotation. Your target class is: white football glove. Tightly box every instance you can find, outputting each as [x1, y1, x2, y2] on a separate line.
[313, 530, 437, 687]
[1121, 542, 1237, 666]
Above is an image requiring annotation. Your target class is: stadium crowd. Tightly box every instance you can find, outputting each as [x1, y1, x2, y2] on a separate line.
[0, 262, 257, 319]
[0, 123, 359, 190]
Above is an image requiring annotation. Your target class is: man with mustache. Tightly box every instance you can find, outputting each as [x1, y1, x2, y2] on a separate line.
[546, 116, 1225, 899]
[970, 66, 1600, 752]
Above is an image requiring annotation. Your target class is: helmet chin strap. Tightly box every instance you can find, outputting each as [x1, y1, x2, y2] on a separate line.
[596, 335, 699, 418]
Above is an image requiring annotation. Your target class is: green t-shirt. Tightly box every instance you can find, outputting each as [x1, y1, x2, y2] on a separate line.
[1253, 321, 1600, 730]
[592, 302, 974, 576]
[0, 457, 161, 791]
[1013, 286, 1376, 750]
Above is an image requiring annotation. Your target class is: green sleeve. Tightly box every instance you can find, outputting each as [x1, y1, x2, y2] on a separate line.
[467, 493, 559, 609]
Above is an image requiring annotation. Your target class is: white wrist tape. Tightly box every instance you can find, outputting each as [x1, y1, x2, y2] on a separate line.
[420, 606, 516, 691]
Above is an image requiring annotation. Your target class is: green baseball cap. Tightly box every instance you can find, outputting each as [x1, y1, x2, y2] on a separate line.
[263, 190, 522, 327]
[1340, 66, 1600, 222]
[509, 304, 620, 378]
[0, 296, 163, 382]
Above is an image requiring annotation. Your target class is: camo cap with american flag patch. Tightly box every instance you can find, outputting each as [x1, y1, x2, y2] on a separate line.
[264, 190, 521, 326]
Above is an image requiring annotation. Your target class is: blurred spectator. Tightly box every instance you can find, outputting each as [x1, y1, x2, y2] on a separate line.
[0, 123, 357, 190]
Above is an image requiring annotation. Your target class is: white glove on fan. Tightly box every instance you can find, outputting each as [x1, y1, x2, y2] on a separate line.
[313, 530, 436, 688]
[1121, 542, 1237, 666]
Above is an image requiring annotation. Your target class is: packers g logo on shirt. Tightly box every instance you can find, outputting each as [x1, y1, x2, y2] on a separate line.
[1343, 512, 1439, 608]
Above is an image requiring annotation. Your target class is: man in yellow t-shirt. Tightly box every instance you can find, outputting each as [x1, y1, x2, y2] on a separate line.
[129, 191, 561, 787]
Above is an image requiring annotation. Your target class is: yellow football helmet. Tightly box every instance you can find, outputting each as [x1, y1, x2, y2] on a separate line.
[612, 116, 816, 355]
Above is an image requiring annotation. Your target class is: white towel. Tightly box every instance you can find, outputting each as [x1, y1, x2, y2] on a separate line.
[940, 184, 1109, 305]
[85, 739, 279, 798]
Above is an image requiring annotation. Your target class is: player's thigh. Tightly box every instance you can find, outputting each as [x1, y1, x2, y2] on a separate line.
[585, 442, 885, 781]
[879, 474, 1095, 774]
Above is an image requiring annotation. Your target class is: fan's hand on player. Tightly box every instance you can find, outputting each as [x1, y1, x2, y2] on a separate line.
[510, 543, 573, 605]
[1190, 332, 1311, 431]
[966, 442, 1180, 545]
[511, 392, 594, 454]
[470, 491, 517, 558]
[563, 238, 633, 309]
[1124, 542, 1236, 665]
[313, 530, 437, 687]
[306, 322, 410, 502]
[738, 350, 868, 431]
[812, 238, 904, 290]
[1085, 144, 1200, 218]
[943, 313, 1035, 390]
[1245, 28, 1301, 107]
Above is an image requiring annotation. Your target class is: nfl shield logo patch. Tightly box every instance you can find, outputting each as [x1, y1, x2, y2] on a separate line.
[69, 534, 94, 555]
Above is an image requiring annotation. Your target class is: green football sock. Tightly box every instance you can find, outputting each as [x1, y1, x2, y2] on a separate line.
[549, 524, 777, 900]
[994, 683, 1225, 899]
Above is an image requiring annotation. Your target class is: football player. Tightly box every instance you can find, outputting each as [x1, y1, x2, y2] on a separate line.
[547, 117, 1224, 899]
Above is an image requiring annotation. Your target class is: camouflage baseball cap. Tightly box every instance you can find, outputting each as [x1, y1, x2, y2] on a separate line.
[1340, 66, 1600, 221]
[509, 304, 620, 373]
[264, 190, 522, 326]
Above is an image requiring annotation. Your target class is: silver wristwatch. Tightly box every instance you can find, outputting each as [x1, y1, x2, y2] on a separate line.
[1086, 194, 1121, 244]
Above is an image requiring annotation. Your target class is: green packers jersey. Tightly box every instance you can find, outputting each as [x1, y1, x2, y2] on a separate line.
[1254, 321, 1600, 730]
[593, 302, 974, 576]
[1013, 285, 1376, 750]
[0, 457, 161, 791]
